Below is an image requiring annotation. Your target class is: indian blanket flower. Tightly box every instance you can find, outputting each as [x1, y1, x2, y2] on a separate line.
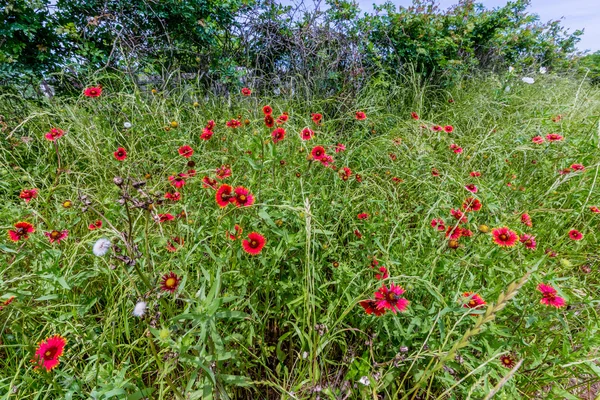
[537, 283, 566, 308]
[20, 188, 38, 203]
[88, 220, 102, 230]
[226, 119, 241, 128]
[157, 213, 175, 223]
[570, 163, 585, 171]
[357, 213, 369, 220]
[532, 135, 544, 144]
[432, 125, 442, 132]
[374, 267, 389, 280]
[113, 147, 127, 161]
[178, 145, 194, 158]
[431, 218, 445, 231]
[521, 213, 532, 227]
[32, 335, 66, 372]
[444, 125, 454, 133]
[464, 184, 478, 193]
[272, 127, 286, 143]
[491, 227, 519, 247]
[462, 292, 486, 310]
[45, 127, 64, 141]
[216, 165, 232, 180]
[202, 176, 217, 189]
[546, 133, 564, 142]
[228, 224, 243, 240]
[262, 105, 273, 115]
[591, 206, 600, 214]
[470, 171, 481, 177]
[8, 221, 35, 242]
[301, 127, 314, 140]
[462, 197, 481, 212]
[569, 229, 583, 241]
[44, 230, 68, 244]
[335, 143, 346, 153]
[160, 272, 181, 293]
[445, 225, 462, 240]
[431, 168, 440, 177]
[499, 354, 517, 368]
[215, 184, 234, 207]
[450, 144, 463, 154]
[451, 209, 468, 223]
[242, 232, 266, 255]
[164, 192, 181, 202]
[83, 86, 102, 97]
[168, 174, 186, 188]
[311, 146, 326, 161]
[233, 186, 255, 207]
[276, 113, 289, 124]
[359, 300, 386, 316]
[374, 283, 409, 314]
[520, 234, 537, 250]
[200, 128, 214, 140]
[311, 113, 323, 124]
[355, 111, 367, 120]
[410, 112, 419, 120]
[166, 237, 184, 252]
[241, 87, 251, 96]
[340, 167, 352, 181]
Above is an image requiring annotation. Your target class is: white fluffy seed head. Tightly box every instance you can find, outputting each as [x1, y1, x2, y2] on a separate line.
[123, 122, 132, 129]
[521, 77, 535, 84]
[93, 238, 111, 257]
[133, 301, 147, 317]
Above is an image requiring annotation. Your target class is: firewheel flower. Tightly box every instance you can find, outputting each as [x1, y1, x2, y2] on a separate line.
[215, 184, 234, 207]
[464, 184, 478, 193]
[178, 145, 194, 158]
[359, 300, 385, 316]
[546, 133, 564, 142]
[8, 221, 35, 242]
[444, 125, 454, 133]
[242, 232, 266, 255]
[113, 147, 127, 161]
[462, 197, 481, 212]
[357, 213, 369, 220]
[83, 86, 102, 97]
[241, 87, 251, 96]
[311, 146, 326, 160]
[537, 283, 566, 308]
[491, 227, 519, 247]
[44, 230, 68, 244]
[374, 283, 409, 313]
[20, 188, 38, 203]
[200, 128, 214, 140]
[262, 105, 273, 115]
[88, 220, 102, 230]
[462, 292, 486, 310]
[311, 113, 323, 124]
[45, 127, 65, 141]
[520, 234, 537, 250]
[166, 237, 184, 252]
[335, 143, 346, 153]
[160, 272, 181, 293]
[31, 335, 66, 372]
[355, 111, 367, 120]
[499, 354, 517, 368]
[521, 213, 532, 227]
[532, 136, 544, 144]
[272, 127, 286, 143]
[300, 128, 314, 140]
[168, 174, 186, 188]
[233, 186, 255, 207]
[410, 112, 419, 120]
[568, 229, 583, 240]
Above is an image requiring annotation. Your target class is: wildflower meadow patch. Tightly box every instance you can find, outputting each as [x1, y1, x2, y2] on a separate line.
[1, 73, 600, 399]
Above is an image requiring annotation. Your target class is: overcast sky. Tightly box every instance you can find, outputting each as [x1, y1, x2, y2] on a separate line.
[279, 0, 599, 52]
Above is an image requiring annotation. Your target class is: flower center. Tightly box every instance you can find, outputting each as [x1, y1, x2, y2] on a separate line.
[469, 300, 476, 306]
[166, 278, 176, 288]
[238, 195, 246, 202]
[50, 231, 60, 239]
[387, 292, 399, 302]
[43, 347, 57, 360]
[250, 240, 258, 248]
[499, 234, 508, 241]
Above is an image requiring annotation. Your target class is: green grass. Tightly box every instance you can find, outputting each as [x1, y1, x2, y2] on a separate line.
[1, 72, 600, 399]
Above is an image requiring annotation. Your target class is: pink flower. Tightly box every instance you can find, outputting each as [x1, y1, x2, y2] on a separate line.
[374, 283, 409, 313]
[464, 184, 478, 193]
[570, 163, 585, 171]
[178, 145, 194, 158]
[532, 136, 544, 144]
[546, 133, 564, 142]
[44, 230, 69, 244]
[520, 234, 537, 250]
[537, 283, 566, 308]
[45, 128, 65, 141]
[521, 213, 532, 227]
[568, 229, 583, 241]
[335, 143, 346, 153]
[357, 213, 369, 220]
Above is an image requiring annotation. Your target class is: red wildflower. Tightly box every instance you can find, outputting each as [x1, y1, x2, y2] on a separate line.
[357, 213, 369, 220]
[464, 184, 478, 193]
[157, 213, 175, 223]
[354, 229, 362, 239]
[205, 120, 215, 130]
[491, 227, 519, 247]
[499, 354, 517, 368]
[444, 125, 454, 133]
[445, 225, 462, 240]
[187, 169, 196, 177]
[44, 230, 68, 244]
[45, 127, 64, 141]
[271, 127, 286, 143]
[200, 128, 214, 140]
[432, 125, 442, 132]
[233, 186, 255, 207]
[568, 229, 583, 241]
[461, 228, 473, 237]
[215, 184, 234, 207]
[311, 113, 323, 124]
[228, 224, 243, 240]
[410, 112, 419, 120]
[532, 136, 544, 144]
[546, 133, 564, 142]
[470, 171, 481, 177]
[226, 119, 242, 128]
[215, 165, 231, 180]
[462, 197, 482, 212]
[392, 176, 403, 183]
[355, 111, 367, 120]
[374, 283, 409, 313]
[241, 87, 252, 96]
[335, 143, 346, 153]
[355, 174, 363, 182]
[431, 218, 446, 231]
[83, 86, 102, 97]
[242, 232, 266, 255]
[359, 299, 386, 316]
[276, 114, 289, 124]
[0, 296, 15, 312]
[301, 127, 314, 140]
[591, 206, 600, 214]
[168, 175, 186, 188]
[311, 146, 326, 160]
[166, 237, 184, 252]
[202, 176, 217, 189]
[431, 168, 440, 177]
[88, 220, 102, 230]
[8, 221, 35, 242]
[450, 144, 463, 154]
[570, 163, 585, 171]
[537, 283, 566, 308]
[462, 292, 486, 310]
[262, 105, 273, 115]
[113, 147, 127, 161]
[520, 234, 537, 250]
[375, 267, 389, 280]
[164, 192, 181, 202]
[32, 335, 66, 371]
[264, 115, 275, 128]
[20, 188, 38, 203]
[160, 272, 181, 293]
[451, 209, 468, 223]
[521, 213, 532, 227]
[178, 145, 194, 158]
